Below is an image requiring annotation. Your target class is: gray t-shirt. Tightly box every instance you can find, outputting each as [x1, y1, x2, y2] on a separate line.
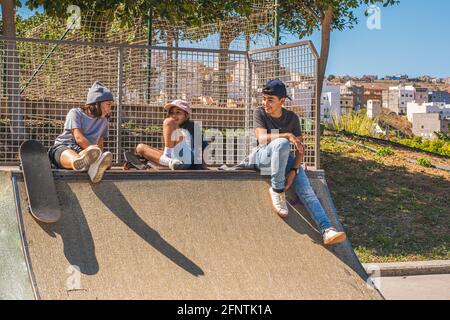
[253, 107, 301, 137]
[55, 108, 109, 146]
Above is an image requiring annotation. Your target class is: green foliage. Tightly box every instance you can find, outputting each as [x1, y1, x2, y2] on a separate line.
[330, 111, 378, 136]
[279, 0, 399, 38]
[395, 137, 450, 156]
[376, 146, 393, 157]
[122, 120, 137, 130]
[434, 131, 450, 142]
[16, 12, 65, 38]
[416, 158, 433, 168]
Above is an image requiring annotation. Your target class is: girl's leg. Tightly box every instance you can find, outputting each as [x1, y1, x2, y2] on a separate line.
[135, 143, 163, 164]
[59, 146, 101, 171]
[59, 149, 82, 170]
[136, 118, 187, 168]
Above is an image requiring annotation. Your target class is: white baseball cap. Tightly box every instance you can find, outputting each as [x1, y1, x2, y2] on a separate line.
[163, 99, 192, 115]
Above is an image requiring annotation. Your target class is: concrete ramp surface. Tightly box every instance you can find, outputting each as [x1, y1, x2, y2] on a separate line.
[9, 170, 381, 300]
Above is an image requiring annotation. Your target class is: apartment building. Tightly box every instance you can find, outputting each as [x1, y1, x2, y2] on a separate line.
[340, 95, 353, 115]
[340, 81, 364, 110]
[363, 87, 383, 106]
[367, 100, 382, 119]
[414, 87, 429, 104]
[321, 81, 341, 123]
[289, 82, 315, 118]
[412, 113, 450, 139]
[384, 85, 416, 115]
[407, 102, 450, 122]
[429, 90, 450, 104]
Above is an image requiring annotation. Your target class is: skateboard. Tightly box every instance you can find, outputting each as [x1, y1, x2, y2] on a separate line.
[123, 151, 149, 170]
[19, 140, 62, 223]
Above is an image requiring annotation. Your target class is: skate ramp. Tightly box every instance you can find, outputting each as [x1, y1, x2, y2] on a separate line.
[0, 172, 35, 299]
[13, 170, 382, 300]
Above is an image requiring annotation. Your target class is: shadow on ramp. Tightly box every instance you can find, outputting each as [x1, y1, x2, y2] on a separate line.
[36, 185, 99, 276]
[283, 196, 322, 246]
[91, 182, 204, 277]
[284, 171, 373, 282]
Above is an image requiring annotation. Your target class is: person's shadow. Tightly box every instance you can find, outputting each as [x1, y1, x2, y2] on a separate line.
[91, 182, 204, 277]
[38, 182, 99, 275]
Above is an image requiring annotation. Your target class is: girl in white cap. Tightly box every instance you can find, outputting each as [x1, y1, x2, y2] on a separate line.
[135, 99, 205, 170]
[48, 81, 114, 183]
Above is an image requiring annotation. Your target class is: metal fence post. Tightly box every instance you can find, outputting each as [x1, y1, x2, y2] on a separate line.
[245, 52, 253, 156]
[116, 46, 124, 163]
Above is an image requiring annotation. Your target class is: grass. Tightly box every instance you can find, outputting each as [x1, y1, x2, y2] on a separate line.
[416, 158, 433, 168]
[393, 136, 450, 157]
[376, 146, 394, 157]
[321, 133, 450, 263]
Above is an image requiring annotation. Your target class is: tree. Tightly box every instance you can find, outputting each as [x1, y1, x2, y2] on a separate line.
[1, 0, 25, 137]
[279, 0, 399, 116]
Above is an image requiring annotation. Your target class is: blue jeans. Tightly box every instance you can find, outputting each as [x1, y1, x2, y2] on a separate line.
[254, 138, 332, 232]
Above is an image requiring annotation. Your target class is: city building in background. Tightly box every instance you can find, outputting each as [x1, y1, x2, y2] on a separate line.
[385, 85, 416, 115]
[340, 81, 364, 111]
[414, 87, 429, 104]
[407, 102, 450, 122]
[429, 90, 450, 104]
[321, 81, 341, 123]
[412, 113, 450, 139]
[340, 95, 353, 115]
[367, 100, 382, 119]
[363, 86, 384, 106]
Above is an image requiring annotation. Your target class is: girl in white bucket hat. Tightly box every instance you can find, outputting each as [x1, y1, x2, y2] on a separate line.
[135, 100, 207, 170]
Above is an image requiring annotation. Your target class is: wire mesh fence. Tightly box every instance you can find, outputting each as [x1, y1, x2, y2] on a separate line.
[249, 43, 319, 167]
[0, 36, 318, 167]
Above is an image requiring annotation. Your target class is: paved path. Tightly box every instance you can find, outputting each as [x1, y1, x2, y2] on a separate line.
[378, 274, 450, 300]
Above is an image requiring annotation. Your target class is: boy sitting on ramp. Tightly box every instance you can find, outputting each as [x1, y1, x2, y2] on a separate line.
[253, 79, 346, 245]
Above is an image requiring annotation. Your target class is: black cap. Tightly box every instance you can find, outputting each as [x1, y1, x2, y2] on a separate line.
[262, 79, 292, 100]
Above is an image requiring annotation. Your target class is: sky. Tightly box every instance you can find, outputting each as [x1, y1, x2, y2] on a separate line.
[283, 0, 450, 78]
[13, 0, 450, 78]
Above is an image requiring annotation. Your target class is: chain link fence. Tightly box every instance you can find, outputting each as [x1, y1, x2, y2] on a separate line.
[0, 36, 318, 167]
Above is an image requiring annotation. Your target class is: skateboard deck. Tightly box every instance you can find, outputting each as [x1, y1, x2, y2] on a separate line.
[19, 140, 62, 223]
[123, 151, 148, 170]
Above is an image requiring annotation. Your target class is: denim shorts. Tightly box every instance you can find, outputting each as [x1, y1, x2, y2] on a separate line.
[48, 143, 83, 168]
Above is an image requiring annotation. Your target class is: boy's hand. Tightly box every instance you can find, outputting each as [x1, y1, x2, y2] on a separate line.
[289, 134, 304, 153]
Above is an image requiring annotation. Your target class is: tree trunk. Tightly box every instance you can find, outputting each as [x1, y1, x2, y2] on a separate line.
[315, 8, 333, 169]
[317, 8, 333, 112]
[1, 0, 25, 138]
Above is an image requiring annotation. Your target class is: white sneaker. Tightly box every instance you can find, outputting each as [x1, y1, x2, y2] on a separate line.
[323, 227, 346, 245]
[269, 187, 289, 218]
[72, 145, 101, 171]
[88, 151, 112, 183]
[168, 158, 184, 170]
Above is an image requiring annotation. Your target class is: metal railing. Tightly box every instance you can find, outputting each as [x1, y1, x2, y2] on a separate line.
[0, 36, 318, 168]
